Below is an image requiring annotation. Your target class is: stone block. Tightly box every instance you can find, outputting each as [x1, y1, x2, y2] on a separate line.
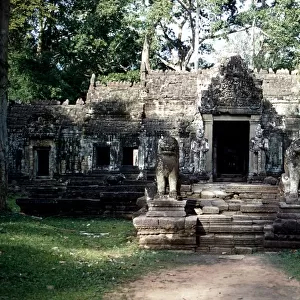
[233, 234, 257, 246]
[200, 190, 216, 199]
[228, 203, 241, 211]
[194, 208, 203, 215]
[181, 184, 192, 192]
[273, 218, 297, 234]
[279, 202, 300, 213]
[136, 196, 147, 208]
[262, 198, 280, 204]
[140, 244, 196, 250]
[239, 193, 262, 199]
[264, 240, 300, 249]
[185, 215, 198, 231]
[146, 199, 186, 217]
[232, 215, 254, 221]
[232, 220, 253, 225]
[234, 247, 253, 254]
[262, 193, 279, 200]
[197, 224, 209, 234]
[148, 199, 186, 208]
[139, 233, 196, 246]
[196, 246, 210, 253]
[199, 234, 215, 246]
[214, 190, 230, 199]
[233, 234, 264, 247]
[277, 213, 300, 219]
[240, 204, 278, 213]
[214, 234, 234, 246]
[158, 217, 185, 230]
[252, 219, 274, 225]
[231, 225, 263, 233]
[199, 199, 213, 206]
[133, 216, 159, 228]
[211, 199, 228, 211]
[209, 224, 232, 233]
[146, 210, 186, 217]
[202, 206, 219, 214]
[208, 215, 233, 224]
[210, 247, 233, 254]
[192, 184, 203, 194]
[252, 225, 264, 232]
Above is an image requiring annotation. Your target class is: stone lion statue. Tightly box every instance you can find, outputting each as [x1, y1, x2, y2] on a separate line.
[155, 136, 180, 199]
[281, 138, 300, 202]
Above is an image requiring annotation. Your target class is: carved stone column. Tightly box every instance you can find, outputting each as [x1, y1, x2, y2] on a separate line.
[202, 114, 213, 182]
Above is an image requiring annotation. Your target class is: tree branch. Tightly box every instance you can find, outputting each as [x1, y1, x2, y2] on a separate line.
[157, 55, 180, 71]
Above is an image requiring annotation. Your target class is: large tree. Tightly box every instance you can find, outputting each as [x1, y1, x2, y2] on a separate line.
[0, 0, 10, 210]
[241, 0, 300, 71]
[139, 0, 249, 71]
[8, 0, 142, 102]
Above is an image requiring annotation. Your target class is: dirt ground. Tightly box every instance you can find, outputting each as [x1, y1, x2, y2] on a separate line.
[103, 255, 300, 300]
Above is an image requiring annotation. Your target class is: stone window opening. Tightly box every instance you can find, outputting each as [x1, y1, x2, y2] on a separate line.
[95, 146, 110, 166]
[122, 147, 138, 166]
[35, 147, 50, 177]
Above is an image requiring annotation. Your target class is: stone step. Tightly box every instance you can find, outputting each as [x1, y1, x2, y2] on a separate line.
[67, 185, 145, 192]
[240, 204, 279, 213]
[225, 184, 278, 194]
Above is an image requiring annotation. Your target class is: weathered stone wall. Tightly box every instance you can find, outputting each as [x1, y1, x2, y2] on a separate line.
[7, 57, 300, 181]
[256, 71, 300, 141]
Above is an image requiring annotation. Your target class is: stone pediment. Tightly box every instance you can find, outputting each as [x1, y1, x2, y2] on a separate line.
[26, 114, 57, 138]
[199, 55, 263, 115]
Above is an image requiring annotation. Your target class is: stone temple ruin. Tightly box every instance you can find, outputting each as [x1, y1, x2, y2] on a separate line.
[7, 55, 300, 253]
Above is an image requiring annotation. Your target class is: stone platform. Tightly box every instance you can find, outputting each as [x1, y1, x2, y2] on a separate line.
[133, 183, 300, 253]
[133, 196, 198, 250]
[264, 202, 300, 250]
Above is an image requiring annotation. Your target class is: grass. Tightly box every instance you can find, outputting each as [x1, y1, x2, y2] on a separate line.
[0, 196, 194, 300]
[267, 250, 300, 281]
[3, 195, 300, 299]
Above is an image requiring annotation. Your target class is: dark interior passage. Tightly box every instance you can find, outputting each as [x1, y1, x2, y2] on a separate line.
[213, 121, 249, 179]
[122, 147, 137, 165]
[37, 148, 50, 176]
[96, 146, 110, 166]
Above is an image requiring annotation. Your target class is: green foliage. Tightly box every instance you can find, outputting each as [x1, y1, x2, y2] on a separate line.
[267, 250, 300, 280]
[0, 213, 193, 299]
[6, 194, 21, 213]
[8, 0, 142, 103]
[98, 70, 140, 85]
[240, 0, 300, 71]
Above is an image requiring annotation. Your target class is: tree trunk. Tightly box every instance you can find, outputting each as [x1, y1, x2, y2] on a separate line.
[140, 34, 151, 82]
[0, 0, 10, 210]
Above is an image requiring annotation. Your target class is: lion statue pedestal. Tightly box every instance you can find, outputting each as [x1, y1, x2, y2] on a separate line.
[133, 135, 197, 249]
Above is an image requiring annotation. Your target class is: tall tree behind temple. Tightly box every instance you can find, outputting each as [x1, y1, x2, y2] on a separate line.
[8, 0, 142, 103]
[138, 0, 249, 71]
[239, 0, 300, 71]
[0, 0, 10, 210]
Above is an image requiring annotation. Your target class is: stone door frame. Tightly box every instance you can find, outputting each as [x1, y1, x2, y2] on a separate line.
[203, 114, 261, 182]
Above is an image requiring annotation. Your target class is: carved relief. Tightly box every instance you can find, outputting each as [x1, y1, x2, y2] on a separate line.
[199, 56, 263, 114]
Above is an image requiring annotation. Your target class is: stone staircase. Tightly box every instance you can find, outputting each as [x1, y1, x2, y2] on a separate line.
[16, 171, 148, 217]
[134, 182, 284, 252]
[182, 183, 280, 254]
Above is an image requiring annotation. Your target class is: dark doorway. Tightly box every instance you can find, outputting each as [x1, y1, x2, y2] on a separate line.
[96, 146, 110, 166]
[16, 149, 22, 173]
[213, 121, 249, 181]
[122, 147, 138, 166]
[36, 148, 50, 176]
